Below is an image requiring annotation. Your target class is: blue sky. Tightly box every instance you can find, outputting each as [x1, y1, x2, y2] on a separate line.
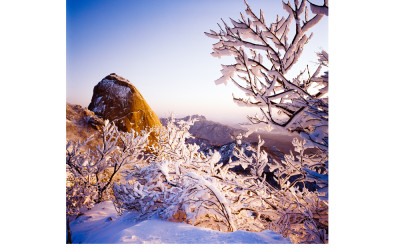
[67, 0, 328, 124]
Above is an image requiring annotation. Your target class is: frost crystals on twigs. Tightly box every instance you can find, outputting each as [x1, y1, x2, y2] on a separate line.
[205, 0, 328, 153]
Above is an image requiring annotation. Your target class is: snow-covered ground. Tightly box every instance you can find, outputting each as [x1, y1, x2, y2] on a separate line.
[68, 201, 291, 244]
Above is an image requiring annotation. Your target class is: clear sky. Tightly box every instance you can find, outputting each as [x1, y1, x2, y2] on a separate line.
[67, 0, 328, 124]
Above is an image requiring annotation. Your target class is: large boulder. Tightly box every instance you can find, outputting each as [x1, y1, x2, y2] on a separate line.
[88, 73, 162, 136]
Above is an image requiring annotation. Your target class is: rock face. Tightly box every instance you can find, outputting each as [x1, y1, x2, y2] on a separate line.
[66, 103, 104, 149]
[88, 73, 162, 135]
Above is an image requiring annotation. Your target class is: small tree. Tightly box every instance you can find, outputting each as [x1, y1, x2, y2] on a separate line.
[66, 120, 150, 215]
[205, 0, 329, 243]
[205, 0, 328, 153]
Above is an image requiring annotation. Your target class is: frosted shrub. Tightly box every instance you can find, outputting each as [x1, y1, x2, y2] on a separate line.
[114, 116, 238, 231]
[66, 120, 150, 216]
[231, 136, 328, 243]
[152, 114, 199, 162]
[232, 135, 269, 178]
[114, 116, 328, 242]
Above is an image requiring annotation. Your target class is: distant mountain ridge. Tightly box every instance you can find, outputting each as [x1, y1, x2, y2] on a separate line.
[160, 115, 246, 146]
[160, 114, 302, 162]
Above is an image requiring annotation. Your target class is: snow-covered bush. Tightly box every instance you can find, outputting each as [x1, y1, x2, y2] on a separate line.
[230, 136, 328, 243]
[113, 116, 238, 231]
[113, 116, 328, 242]
[66, 120, 150, 216]
[232, 135, 269, 178]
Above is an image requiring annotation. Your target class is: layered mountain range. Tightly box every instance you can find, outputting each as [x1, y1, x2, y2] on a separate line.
[160, 115, 244, 147]
[158, 114, 304, 173]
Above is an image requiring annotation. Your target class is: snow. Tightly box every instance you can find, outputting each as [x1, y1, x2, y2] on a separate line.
[158, 161, 171, 183]
[93, 79, 132, 111]
[68, 201, 291, 244]
[309, 2, 328, 16]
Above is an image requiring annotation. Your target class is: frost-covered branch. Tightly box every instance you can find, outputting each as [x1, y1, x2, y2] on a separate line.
[206, 0, 328, 152]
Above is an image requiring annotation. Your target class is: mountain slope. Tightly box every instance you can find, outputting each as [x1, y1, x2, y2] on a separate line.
[161, 115, 245, 146]
[66, 103, 104, 148]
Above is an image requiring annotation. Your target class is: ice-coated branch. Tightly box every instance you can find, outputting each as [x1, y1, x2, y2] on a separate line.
[308, 0, 329, 16]
[206, 0, 328, 152]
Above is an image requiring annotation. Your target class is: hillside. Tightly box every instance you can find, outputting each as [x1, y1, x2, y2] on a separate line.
[66, 103, 104, 147]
